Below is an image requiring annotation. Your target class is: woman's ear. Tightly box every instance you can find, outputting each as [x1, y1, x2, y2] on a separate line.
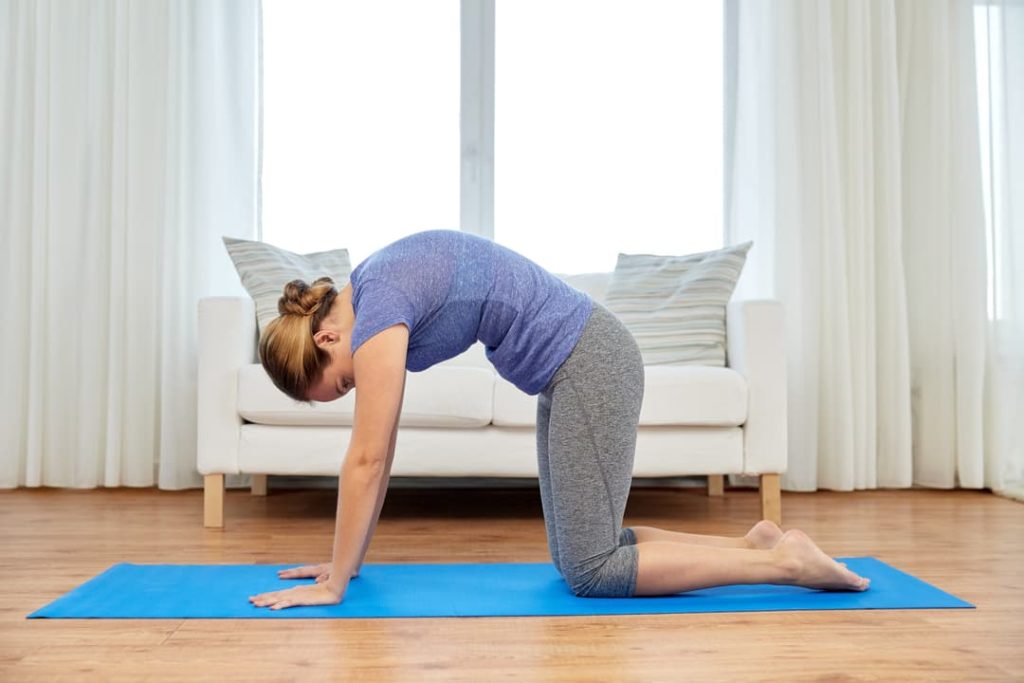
[312, 329, 339, 349]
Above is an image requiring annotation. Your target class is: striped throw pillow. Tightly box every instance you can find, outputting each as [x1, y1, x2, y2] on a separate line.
[604, 241, 753, 366]
[222, 237, 352, 336]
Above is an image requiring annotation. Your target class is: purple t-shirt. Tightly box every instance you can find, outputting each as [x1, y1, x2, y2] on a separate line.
[348, 229, 593, 395]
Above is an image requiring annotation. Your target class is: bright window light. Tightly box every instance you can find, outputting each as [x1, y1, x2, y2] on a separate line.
[261, 1, 460, 265]
[974, 2, 1004, 322]
[261, 1, 725, 273]
[495, 1, 725, 273]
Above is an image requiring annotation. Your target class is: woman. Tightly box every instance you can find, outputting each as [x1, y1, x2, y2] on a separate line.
[249, 229, 868, 610]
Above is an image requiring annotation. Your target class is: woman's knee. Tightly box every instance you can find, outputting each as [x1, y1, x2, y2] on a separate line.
[562, 545, 638, 598]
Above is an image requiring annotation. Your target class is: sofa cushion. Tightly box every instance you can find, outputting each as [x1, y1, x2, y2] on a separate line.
[604, 242, 752, 367]
[237, 424, 744, 477]
[492, 365, 748, 427]
[238, 364, 494, 427]
[222, 236, 352, 335]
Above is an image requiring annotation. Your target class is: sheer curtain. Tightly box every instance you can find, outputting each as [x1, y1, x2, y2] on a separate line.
[726, 0, 1020, 492]
[0, 0, 259, 490]
[977, 0, 1024, 498]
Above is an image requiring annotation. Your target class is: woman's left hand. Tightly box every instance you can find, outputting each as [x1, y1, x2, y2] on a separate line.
[249, 581, 344, 610]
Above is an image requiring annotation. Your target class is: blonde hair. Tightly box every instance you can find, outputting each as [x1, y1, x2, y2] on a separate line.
[258, 276, 339, 403]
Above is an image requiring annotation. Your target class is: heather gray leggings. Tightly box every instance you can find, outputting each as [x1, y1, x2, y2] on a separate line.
[536, 300, 644, 598]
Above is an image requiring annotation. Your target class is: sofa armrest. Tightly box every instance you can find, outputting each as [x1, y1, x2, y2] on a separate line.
[197, 297, 257, 475]
[726, 299, 787, 474]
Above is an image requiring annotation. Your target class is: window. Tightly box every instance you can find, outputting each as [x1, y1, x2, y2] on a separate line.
[261, 1, 461, 265]
[261, 1, 725, 272]
[494, 1, 724, 273]
[974, 1, 1009, 322]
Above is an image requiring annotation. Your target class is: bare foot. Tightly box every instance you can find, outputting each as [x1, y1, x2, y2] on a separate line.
[744, 520, 785, 550]
[774, 530, 870, 591]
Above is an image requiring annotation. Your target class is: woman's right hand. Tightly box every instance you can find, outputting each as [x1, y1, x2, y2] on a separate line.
[277, 562, 358, 582]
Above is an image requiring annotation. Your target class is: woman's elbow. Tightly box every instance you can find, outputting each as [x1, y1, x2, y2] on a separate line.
[343, 450, 387, 478]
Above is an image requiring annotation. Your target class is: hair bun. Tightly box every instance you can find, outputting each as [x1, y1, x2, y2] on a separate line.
[278, 277, 336, 317]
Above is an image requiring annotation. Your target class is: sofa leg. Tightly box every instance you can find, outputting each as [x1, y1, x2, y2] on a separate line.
[760, 474, 782, 525]
[707, 475, 725, 496]
[251, 474, 268, 496]
[204, 473, 225, 528]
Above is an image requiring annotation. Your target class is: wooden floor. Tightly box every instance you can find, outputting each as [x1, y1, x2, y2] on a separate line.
[1, 484, 1022, 682]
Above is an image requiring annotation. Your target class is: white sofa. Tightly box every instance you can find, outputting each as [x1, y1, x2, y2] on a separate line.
[198, 273, 787, 528]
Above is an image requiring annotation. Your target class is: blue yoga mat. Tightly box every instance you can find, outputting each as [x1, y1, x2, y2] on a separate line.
[27, 557, 972, 619]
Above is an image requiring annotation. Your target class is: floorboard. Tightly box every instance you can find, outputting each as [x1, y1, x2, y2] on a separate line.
[1, 485, 1021, 681]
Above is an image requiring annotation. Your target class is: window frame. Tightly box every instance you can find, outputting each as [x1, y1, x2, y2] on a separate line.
[460, 0, 496, 239]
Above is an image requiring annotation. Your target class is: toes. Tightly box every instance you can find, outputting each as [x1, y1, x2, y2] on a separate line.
[842, 568, 870, 590]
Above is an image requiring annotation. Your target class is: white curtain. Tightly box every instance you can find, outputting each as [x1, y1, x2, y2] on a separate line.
[726, 0, 1022, 492]
[977, 0, 1024, 498]
[0, 0, 259, 490]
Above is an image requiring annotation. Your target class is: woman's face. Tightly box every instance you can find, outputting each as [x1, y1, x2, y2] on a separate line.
[308, 287, 356, 403]
[306, 350, 355, 403]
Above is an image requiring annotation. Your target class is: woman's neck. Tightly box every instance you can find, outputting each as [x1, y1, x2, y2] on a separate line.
[331, 283, 355, 334]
